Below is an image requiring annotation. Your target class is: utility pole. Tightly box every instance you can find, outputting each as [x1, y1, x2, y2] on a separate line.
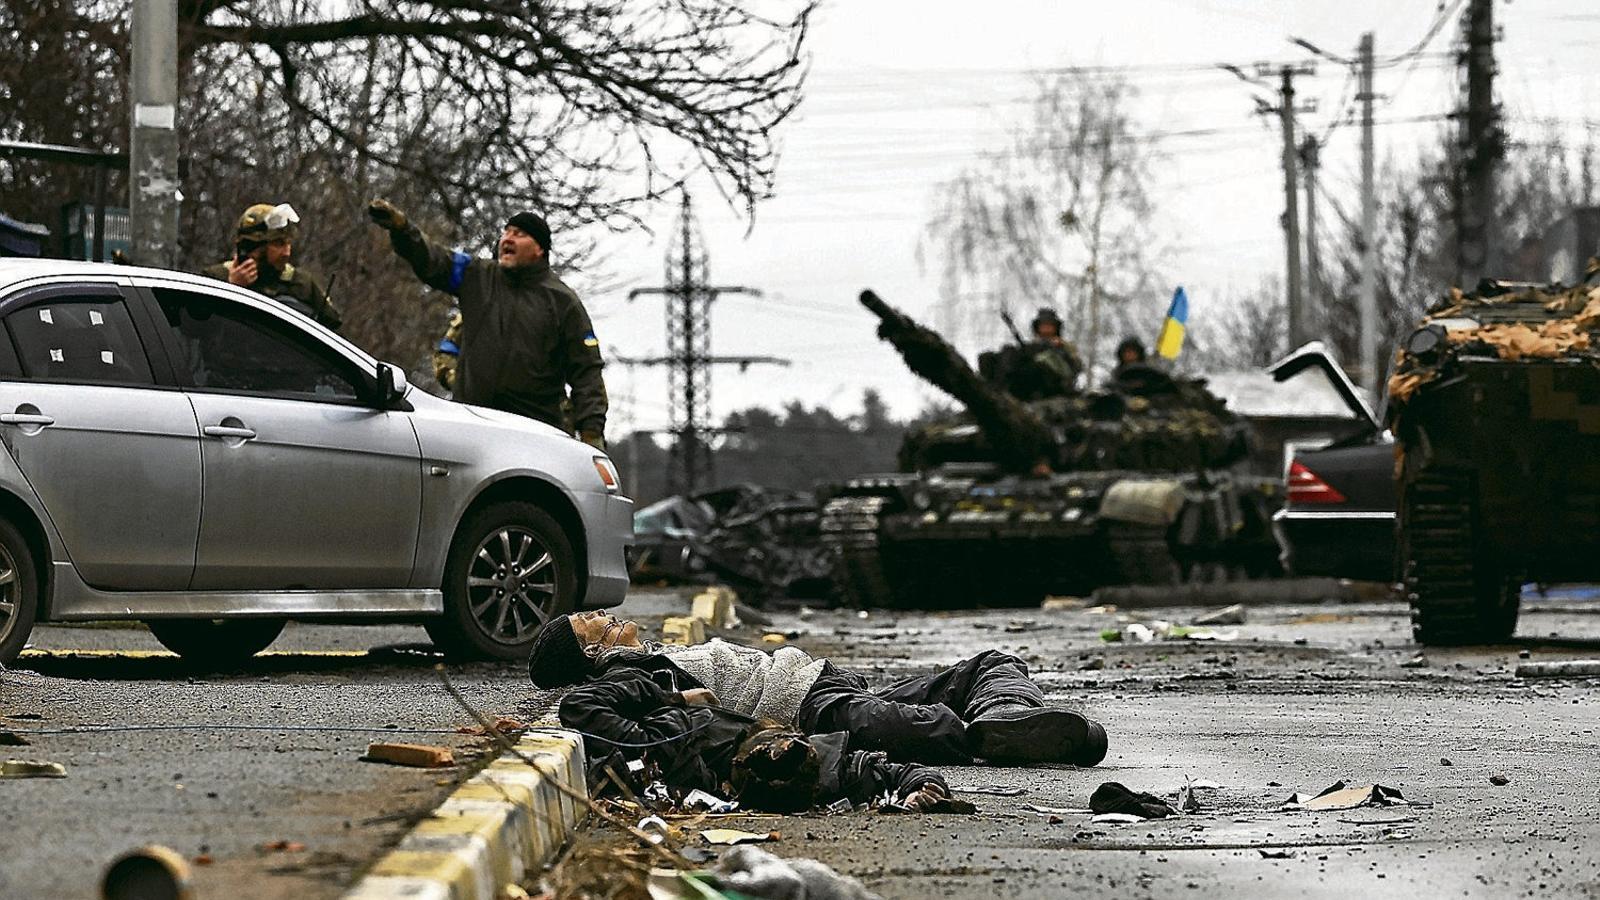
[1357, 31, 1380, 399]
[1256, 63, 1317, 350]
[1301, 136, 1322, 342]
[628, 192, 789, 494]
[129, 0, 179, 266]
[1457, 0, 1502, 285]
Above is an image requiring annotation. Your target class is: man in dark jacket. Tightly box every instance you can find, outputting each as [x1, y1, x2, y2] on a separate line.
[529, 611, 1108, 769]
[367, 199, 608, 449]
[559, 667, 957, 812]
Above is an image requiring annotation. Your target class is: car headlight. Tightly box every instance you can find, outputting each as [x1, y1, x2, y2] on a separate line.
[593, 456, 621, 493]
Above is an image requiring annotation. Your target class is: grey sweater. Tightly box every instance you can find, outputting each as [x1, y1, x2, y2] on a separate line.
[662, 639, 826, 727]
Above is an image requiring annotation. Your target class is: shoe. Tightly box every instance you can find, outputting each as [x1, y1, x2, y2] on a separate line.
[967, 707, 1108, 766]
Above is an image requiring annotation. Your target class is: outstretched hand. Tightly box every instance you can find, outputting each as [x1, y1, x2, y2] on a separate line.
[367, 199, 408, 231]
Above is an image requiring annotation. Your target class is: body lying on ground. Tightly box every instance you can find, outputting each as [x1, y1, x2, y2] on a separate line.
[528, 612, 1108, 776]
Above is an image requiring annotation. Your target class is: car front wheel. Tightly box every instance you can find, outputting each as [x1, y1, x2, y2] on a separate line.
[145, 618, 286, 668]
[0, 518, 40, 667]
[427, 501, 578, 661]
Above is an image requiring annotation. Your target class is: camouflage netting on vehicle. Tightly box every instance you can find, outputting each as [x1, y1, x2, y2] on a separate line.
[1388, 276, 1600, 409]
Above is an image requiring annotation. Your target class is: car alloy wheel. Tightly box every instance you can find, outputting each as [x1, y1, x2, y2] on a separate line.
[0, 541, 23, 651]
[0, 517, 39, 667]
[467, 526, 558, 643]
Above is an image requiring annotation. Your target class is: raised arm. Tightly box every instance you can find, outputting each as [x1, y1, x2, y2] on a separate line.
[367, 199, 474, 297]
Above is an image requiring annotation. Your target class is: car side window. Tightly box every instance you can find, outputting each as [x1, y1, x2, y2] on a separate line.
[4, 297, 154, 385]
[152, 287, 362, 402]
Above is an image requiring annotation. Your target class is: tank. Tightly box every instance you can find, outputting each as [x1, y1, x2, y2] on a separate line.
[1389, 276, 1600, 645]
[819, 290, 1283, 608]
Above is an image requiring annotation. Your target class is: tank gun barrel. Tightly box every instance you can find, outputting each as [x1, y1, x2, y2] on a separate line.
[859, 289, 1053, 473]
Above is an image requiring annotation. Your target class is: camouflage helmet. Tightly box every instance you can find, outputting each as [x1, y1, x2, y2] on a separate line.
[236, 203, 300, 241]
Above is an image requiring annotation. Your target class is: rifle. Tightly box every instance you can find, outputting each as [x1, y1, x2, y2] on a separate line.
[999, 309, 1028, 345]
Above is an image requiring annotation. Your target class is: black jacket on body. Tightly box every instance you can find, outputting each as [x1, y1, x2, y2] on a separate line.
[558, 668, 944, 809]
[387, 224, 607, 433]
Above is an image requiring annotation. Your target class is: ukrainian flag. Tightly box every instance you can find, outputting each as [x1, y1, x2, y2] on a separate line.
[1156, 286, 1188, 360]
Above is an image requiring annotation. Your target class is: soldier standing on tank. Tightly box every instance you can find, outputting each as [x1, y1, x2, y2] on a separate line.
[201, 203, 342, 331]
[366, 199, 608, 450]
[1028, 308, 1084, 393]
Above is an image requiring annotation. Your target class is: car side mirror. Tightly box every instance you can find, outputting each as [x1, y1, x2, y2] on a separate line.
[374, 362, 408, 407]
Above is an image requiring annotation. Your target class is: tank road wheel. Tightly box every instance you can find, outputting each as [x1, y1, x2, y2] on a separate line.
[0, 518, 40, 666]
[146, 619, 287, 668]
[1403, 471, 1519, 646]
[821, 494, 899, 609]
[428, 502, 578, 661]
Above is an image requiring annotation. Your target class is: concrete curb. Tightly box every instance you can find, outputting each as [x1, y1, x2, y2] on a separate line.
[342, 729, 588, 900]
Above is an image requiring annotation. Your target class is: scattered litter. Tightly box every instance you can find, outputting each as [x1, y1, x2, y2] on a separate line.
[1004, 619, 1041, 633]
[502, 885, 531, 900]
[1338, 814, 1418, 826]
[1041, 597, 1086, 611]
[1079, 656, 1106, 671]
[361, 742, 454, 768]
[102, 845, 192, 900]
[0, 732, 30, 746]
[691, 587, 741, 630]
[0, 759, 65, 778]
[1194, 604, 1246, 626]
[953, 785, 1025, 797]
[680, 847, 716, 864]
[455, 716, 526, 736]
[643, 781, 672, 806]
[1490, 774, 1510, 786]
[761, 633, 788, 645]
[1517, 649, 1532, 660]
[1090, 813, 1147, 825]
[1440, 758, 1453, 766]
[1258, 848, 1296, 859]
[1089, 782, 1176, 819]
[718, 846, 879, 900]
[823, 798, 854, 815]
[1100, 621, 1236, 643]
[662, 616, 706, 646]
[1177, 778, 1202, 813]
[258, 840, 306, 853]
[1400, 654, 1429, 669]
[701, 828, 779, 845]
[1285, 782, 1407, 811]
[856, 610, 870, 619]
[638, 815, 673, 844]
[683, 789, 739, 813]
[1515, 659, 1600, 679]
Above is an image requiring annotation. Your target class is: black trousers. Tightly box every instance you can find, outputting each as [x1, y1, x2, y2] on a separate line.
[795, 650, 1045, 765]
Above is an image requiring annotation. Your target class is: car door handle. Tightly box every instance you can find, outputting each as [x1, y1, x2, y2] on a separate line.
[0, 413, 53, 427]
[203, 425, 257, 440]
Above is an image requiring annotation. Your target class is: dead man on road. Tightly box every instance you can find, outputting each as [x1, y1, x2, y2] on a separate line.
[368, 200, 608, 449]
[529, 611, 1108, 771]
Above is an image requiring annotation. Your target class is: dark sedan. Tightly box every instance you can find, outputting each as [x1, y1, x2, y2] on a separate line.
[1270, 345, 1395, 582]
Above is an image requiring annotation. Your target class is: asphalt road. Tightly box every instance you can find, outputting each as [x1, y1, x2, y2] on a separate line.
[565, 588, 1600, 899]
[7, 588, 1600, 899]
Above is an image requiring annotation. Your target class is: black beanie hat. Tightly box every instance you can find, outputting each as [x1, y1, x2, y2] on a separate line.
[527, 615, 590, 688]
[505, 211, 552, 253]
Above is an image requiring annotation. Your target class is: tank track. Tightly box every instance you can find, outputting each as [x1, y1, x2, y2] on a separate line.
[1403, 470, 1518, 645]
[819, 494, 899, 608]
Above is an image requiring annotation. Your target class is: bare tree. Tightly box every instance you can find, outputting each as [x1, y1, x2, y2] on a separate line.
[922, 69, 1163, 375]
[0, 0, 814, 374]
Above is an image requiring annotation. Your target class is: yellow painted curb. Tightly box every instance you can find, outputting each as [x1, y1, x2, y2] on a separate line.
[343, 728, 587, 900]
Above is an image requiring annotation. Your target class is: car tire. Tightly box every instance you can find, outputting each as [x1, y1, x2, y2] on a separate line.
[145, 618, 287, 668]
[0, 517, 40, 667]
[427, 501, 578, 661]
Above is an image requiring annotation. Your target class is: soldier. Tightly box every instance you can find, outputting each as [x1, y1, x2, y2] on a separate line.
[366, 199, 607, 450]
[201, 203, 342, 331]
[433, 307, 462, 393]
[1029, 307, 1085, 383]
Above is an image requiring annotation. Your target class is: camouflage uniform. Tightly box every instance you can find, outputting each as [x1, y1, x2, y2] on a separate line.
[433, 307, 463, 392]
[201, 203, 343, 331]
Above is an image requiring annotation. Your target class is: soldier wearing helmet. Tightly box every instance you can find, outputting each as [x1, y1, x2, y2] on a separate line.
[201, 203, 342, 331]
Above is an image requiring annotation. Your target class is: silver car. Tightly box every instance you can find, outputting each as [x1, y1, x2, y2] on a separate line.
[0, 259, 631, 666]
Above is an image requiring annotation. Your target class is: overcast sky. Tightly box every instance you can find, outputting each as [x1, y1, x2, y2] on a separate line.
[580, 0, 1597, 435]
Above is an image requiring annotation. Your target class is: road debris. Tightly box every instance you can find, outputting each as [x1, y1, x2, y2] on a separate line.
[1515, 659, 1600, 679]
[258, 840, 307, 853]
[683, 789, 739, 813]
[691, 586, 741, 630]
[662, 616, 707, 646]
[1284, 782, 1408, 811]
[1401, 653, 1429, 669]
[647, 846, 880, 900]
[102, 844, 193, 900]
[701, 828, 779, 845]
[1089, 782, 1176, 819]
[1041, 596, 1086, 610]
[760, 633, 788, 645]
[1100, 621, 1237, 642]
[361, 742, 455, 768]
[1194, 604, 1247, 626]
[0, 731, 29, 746]
[1177, 777, 1203, 813]
[1490, 774, 1510, 786]
[1258, 848, 1296, 859]
[0, 758, 65, 778]
[953, 785, 1026, 797]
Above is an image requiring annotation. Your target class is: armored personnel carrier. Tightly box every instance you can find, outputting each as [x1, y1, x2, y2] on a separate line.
[1390, 276, 1600, 644]
[819, 291, 1283, 608]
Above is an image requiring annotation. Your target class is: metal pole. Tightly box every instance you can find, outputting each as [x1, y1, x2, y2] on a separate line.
[1280, 67, 1305, 350]
[1458, 0, 1500, 285]
[1358, 32, 1379, 399]
[1302, 136, 1321, 343]
[129, 0, 180, 267]
[92, 162, 108, 262]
